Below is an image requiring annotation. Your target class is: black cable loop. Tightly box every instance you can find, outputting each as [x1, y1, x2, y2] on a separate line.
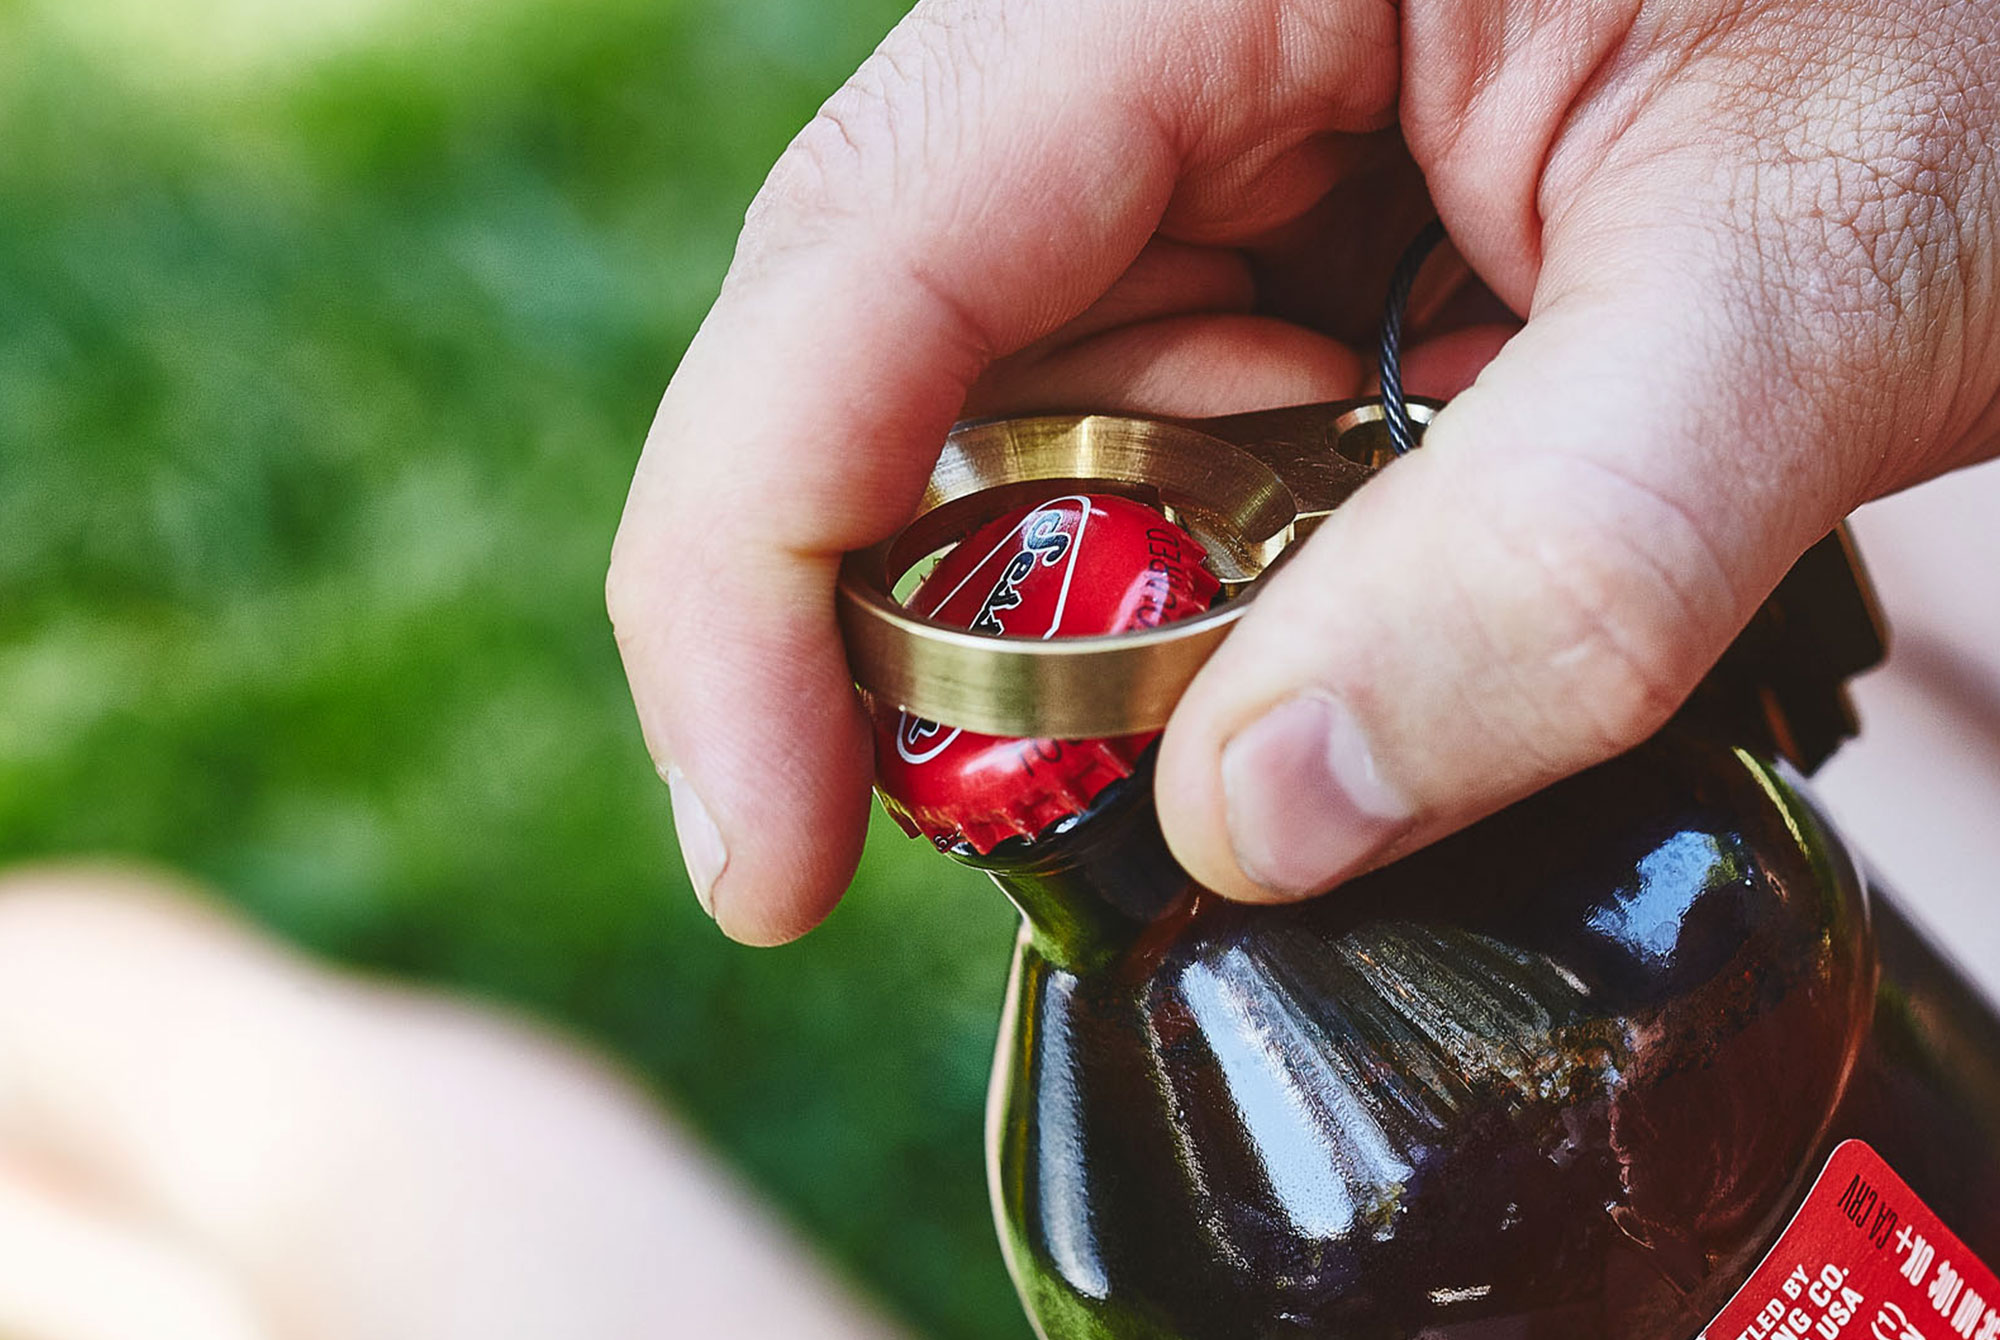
[1377, 218, 1447, 456]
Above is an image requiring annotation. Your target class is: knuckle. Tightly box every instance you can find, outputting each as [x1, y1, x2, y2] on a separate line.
[1458, 457, 1733, 772]
[1505, 578, 1684, 770]
[736, 3, 981, 271]
[770, 75, 898, 213]
[739, 82, 895, 266]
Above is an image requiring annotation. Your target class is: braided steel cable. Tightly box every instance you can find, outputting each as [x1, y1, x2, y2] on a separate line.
[1376, 218, 1447, 456]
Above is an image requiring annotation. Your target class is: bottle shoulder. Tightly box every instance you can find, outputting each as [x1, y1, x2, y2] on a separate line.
[992, 732, 1878, 1338]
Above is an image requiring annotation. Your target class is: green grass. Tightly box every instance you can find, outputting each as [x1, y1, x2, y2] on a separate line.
[0, 2, 1030, 1335]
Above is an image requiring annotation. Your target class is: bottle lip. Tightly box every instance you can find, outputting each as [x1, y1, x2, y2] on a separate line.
[945, 745, 1160, 872]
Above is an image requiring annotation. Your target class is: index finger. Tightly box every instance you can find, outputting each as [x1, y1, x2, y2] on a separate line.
[606, 0, 1398, 942]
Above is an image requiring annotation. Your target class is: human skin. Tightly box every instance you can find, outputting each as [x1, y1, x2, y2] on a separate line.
[0, 868, 907, 1340]
[606, 0, 2000, 944]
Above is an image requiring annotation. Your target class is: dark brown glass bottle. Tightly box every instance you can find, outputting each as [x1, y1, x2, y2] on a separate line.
[965, 728, 2000, 1339]
[872, 489, 2000, 1338]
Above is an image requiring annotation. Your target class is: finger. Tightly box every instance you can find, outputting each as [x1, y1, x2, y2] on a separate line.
[1152, 199, 1924, 902]
[989, 238, 1257, 365]
[607, 0, 1400, 942]
[1396, 322, 1518, 400]
[0, 867, 909, 1340]
[968, 313, 1365, 418]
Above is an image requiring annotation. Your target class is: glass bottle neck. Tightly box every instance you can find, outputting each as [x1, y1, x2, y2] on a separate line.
[945, 671, 1840, 975]
[953, 760, 1193, 972]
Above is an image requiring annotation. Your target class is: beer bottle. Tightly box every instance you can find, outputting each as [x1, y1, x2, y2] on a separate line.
[870, 490, 2000, 1340]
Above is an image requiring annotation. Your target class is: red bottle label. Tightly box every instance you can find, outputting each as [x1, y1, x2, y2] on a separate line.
[871, 493, 1219, 853]
[1703, 1142, 2000, 1340]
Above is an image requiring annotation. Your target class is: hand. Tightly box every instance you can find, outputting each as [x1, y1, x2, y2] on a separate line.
[0, 867, 904, 1340]
[607, 0, 2000, 942]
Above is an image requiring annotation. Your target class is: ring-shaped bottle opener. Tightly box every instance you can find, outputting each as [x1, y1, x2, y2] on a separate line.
[836, 396, 1439, 739]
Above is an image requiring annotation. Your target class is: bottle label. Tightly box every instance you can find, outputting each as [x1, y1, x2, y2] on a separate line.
[1702, 1142, 1999, 1340]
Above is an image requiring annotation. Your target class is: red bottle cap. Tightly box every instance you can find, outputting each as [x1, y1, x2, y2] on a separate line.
[871, 493, 1220, 853]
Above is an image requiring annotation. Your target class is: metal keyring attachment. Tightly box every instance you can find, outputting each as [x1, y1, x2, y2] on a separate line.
[836, 396, 1440, 739]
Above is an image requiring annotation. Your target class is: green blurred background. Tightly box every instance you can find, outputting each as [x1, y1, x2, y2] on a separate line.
[0, 0, 1031, 1334]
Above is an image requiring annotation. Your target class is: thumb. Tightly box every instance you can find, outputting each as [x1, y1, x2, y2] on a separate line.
[1153, 259, 1861, 901]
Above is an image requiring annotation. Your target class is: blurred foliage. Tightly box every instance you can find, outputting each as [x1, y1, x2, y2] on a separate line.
[0, 0, 1030, 1335]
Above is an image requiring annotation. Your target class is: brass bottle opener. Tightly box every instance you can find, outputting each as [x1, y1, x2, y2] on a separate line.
[836, 397, 1439, 739]
[837, 394, 1887, 770]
